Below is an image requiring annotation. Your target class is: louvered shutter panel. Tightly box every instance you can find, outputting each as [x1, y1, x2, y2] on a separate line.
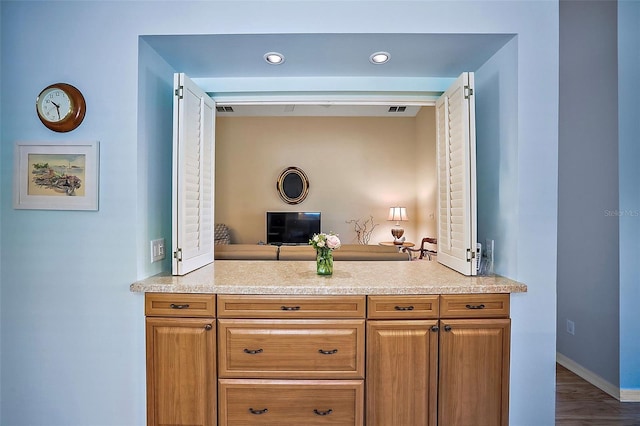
[172, 73, 215, 275]
[436, 72, 477, 276]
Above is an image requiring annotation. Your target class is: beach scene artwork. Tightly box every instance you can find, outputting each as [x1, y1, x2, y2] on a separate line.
[28, 153, 86, 197]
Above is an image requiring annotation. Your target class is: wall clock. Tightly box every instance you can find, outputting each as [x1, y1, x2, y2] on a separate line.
[36, 83, 86, 132]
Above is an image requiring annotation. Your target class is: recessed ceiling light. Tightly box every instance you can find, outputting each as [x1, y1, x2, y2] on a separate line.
[264, 52, 285, 65]
[369, 51, 390, 65]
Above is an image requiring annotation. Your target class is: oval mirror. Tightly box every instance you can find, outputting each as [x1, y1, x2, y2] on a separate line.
[276, 167, 309, 204]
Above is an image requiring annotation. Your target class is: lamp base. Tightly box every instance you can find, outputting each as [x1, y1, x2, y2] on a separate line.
[391, 228, 405, 244]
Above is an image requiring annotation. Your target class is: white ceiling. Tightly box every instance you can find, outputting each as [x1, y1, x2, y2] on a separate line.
[143, 33, 513, 115]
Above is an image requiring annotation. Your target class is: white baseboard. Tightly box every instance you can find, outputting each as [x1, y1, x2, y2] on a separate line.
[557, 353, 640, 402]
[620, 388, 640, 402]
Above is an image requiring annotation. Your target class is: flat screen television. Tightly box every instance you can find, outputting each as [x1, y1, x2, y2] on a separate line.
[266, 211, 321, 245]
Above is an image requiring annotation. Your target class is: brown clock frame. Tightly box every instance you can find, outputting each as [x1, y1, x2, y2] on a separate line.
[36, 83, 86, 132]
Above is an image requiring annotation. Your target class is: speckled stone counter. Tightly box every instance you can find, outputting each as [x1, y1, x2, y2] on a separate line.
[130, 260, 527, 295]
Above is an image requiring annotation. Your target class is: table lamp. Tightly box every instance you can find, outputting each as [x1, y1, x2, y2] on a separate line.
[388, 207, 408, 244]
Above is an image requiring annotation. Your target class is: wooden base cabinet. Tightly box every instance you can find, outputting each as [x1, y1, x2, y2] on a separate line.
[366, 320, 439, 426]
[145, 294, 217, 426]
[143, 293, 511, 426]
[366, 294, 511, 426]
[217, 295, 366, 426]
[438, 318, 511, 426]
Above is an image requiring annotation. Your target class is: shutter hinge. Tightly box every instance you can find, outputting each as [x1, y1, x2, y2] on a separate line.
[466, 248, 476, 262]
[464, 86, 473, 99]
[173, 248, 183, 261]
[175, 86, 184, 99]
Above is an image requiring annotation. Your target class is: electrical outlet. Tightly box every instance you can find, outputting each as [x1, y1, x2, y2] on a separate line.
[482, 238, 495, 275]
[151, 238, 166, 263]
[485, 239, 495, 263]
[566, 319, 575, 335]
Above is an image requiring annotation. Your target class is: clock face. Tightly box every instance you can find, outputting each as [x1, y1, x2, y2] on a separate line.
[37, 87, 73, 123]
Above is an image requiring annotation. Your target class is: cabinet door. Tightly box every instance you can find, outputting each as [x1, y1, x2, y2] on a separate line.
[146, 317, 216, 426]
[366, 320, 438, 426]
[438, 318, 510, 426]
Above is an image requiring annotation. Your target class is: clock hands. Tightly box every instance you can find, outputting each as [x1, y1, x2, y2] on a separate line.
[50, 100, 61, 120]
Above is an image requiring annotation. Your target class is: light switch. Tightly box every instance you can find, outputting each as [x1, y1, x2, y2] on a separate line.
[151, 238, 166, 263]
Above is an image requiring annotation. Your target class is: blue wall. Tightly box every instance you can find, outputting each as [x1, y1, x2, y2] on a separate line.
[476, 37, 519, 279]
[137, 39, 175, 279]
[619, 0, 640, 392]
[557, 0, 620, 387]
[557, 0, 640, 397]
[1, 1, 559, 425]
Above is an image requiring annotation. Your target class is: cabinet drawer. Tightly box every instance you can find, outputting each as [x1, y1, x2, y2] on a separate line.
[440, 294, 510, 318]
[145, 293, 215, 317]
[367, 295, 439, 319]
[218, 319, 365, 379]
[219, 379, 364, 425]
[217, 295, 366, 318]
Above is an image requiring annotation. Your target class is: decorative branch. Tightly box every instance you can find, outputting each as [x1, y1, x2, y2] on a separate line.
[345, 215, 379, 245]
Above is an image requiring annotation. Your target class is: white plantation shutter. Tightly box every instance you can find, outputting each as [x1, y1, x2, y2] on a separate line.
[172, 73, 215, 275]
[436, 72, 477, 276]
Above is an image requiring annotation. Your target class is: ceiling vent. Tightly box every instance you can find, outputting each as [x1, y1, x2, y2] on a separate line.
[216, 106, 234, 113]
[388, 106, 407, 113]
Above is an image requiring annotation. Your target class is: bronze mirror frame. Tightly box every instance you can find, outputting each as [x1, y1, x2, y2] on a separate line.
[276, 166, 309, 204]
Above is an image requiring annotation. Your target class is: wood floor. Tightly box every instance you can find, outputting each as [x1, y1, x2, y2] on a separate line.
[556, 363, 640, 425]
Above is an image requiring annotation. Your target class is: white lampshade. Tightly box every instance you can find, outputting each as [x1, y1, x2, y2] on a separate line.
[388, 207, 408, 222]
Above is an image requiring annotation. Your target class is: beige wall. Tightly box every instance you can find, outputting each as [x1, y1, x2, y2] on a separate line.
[415, 107, 438, 240]
[215, 109, 436, 245]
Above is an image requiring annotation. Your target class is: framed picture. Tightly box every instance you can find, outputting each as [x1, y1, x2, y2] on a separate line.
[13, 141, 99, 211]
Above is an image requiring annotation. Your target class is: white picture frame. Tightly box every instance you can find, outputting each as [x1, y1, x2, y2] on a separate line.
[13, 141, 99, 211]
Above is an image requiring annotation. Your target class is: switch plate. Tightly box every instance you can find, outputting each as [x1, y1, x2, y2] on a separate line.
[566, 319, 575, 335]
[151, 238, 166, 263]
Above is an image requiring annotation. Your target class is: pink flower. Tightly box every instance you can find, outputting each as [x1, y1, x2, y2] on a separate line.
[326, 234, 341, 249]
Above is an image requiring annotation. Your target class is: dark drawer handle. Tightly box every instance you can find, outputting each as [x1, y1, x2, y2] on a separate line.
[169, 303, 190, 309]
[318, 348, 338, 355]
[444, 325, 452, 332]
[313, 409, 333, 416]
[204, 324, 212, 331]
[394, 305, 414, 311]
[281, 305, 301, 311]
[243, 348, 264, 355]
[431, 325, 439, 332]
[465, 304, 485, 310]
[249, 408, 268, 415]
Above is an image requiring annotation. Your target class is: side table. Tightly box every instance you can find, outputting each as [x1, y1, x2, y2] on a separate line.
[378, 241, 415, 253]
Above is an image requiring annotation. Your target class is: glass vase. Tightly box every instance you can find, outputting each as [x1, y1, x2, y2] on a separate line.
[316, 249, 334, 276]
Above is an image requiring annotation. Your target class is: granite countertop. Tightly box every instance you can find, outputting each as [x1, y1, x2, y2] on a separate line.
[130, 260, 527, 295]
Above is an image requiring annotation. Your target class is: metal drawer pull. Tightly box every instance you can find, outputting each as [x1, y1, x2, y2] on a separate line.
[444, 325, 452, 332]
[249, 408, 268, 415]
[243, 348, 264, 354]
[204, 324, 212, 331]
[318, 348, 338, 355]
[465, 304, 485, 310]
[169, 303, 190, 309]
[394, 305, 414, 311]
[313, 409, 333, 416]
[431, 325, 439, 332]
[280, 305, 301, 311]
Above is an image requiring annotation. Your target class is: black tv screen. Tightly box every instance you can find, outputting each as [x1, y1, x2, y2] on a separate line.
[266, 212, 321, 245]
